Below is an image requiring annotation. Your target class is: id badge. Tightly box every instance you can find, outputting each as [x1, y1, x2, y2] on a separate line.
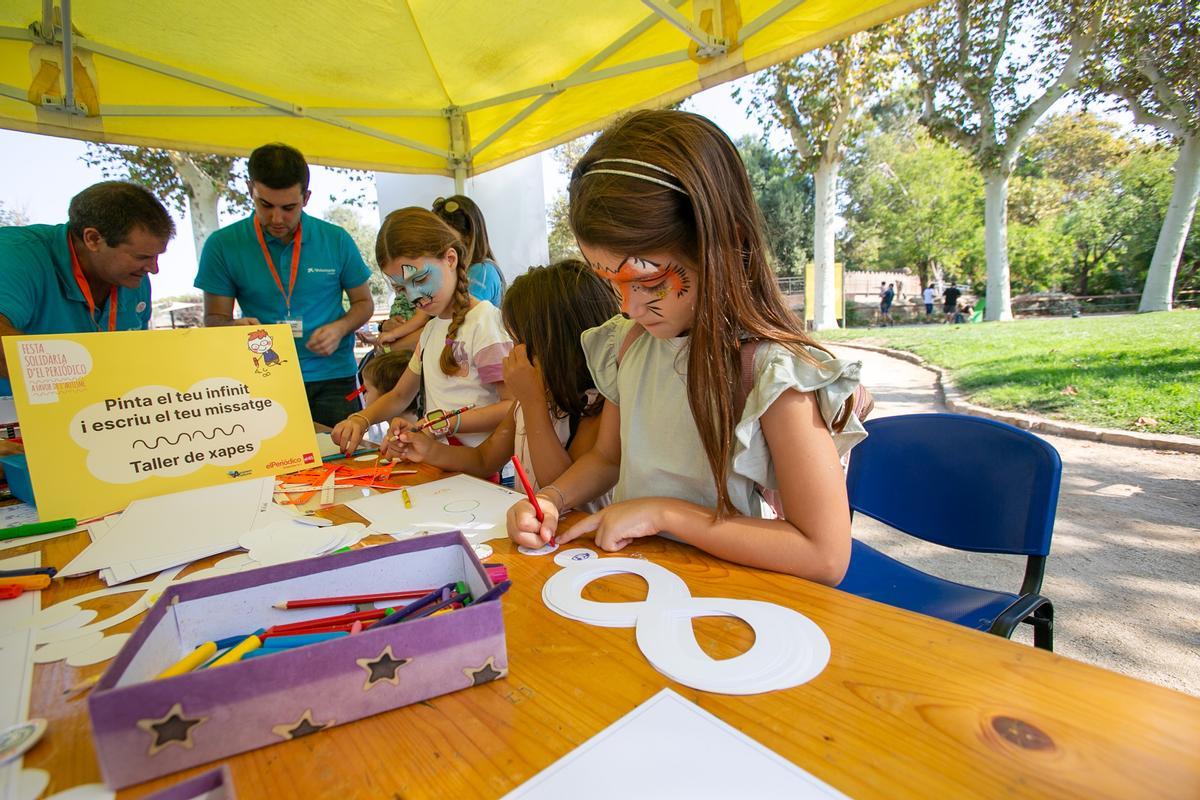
[284, 317, 304, 337]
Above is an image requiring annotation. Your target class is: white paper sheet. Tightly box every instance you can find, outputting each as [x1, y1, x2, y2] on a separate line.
[61, 478, 275, 580]
[503, 689, 850, 799]
[346, 473, 525, 544]
[0, 553, 40, 799]
[0, 503, 38, 530]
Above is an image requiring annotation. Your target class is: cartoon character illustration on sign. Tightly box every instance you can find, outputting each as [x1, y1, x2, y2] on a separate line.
[247, 329, 284, 375]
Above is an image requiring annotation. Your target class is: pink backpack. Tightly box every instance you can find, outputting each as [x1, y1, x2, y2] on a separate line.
[616, 324, 873, 519]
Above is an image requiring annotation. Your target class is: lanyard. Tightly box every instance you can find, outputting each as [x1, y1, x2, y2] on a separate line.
[67, 235, 118, 332]
[253, 217, 302, 314]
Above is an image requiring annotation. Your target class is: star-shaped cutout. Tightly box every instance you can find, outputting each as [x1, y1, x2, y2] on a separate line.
[136, 702, 207, 755]
[271, 709, 334, 740]
[356, 645, 411, 690]
[463, 656, 507, 687]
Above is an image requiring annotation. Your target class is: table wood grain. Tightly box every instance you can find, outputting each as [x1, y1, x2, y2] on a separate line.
[9, 466, 1200, 799]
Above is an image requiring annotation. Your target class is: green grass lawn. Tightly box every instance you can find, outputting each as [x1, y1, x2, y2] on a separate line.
[818, 310, 1200, 436]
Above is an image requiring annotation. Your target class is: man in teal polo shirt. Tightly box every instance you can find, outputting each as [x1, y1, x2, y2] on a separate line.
[0, 181, 175, 392]
[196, 143, 373, 426]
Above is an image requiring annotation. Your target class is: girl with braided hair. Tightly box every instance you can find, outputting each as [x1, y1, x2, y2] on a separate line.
[331, 207, 512, 456]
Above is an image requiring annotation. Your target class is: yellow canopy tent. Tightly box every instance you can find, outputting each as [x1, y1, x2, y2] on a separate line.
[0, 0, 924, 188]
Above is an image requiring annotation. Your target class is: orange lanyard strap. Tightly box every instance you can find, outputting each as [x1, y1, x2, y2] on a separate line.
[253, 217, 302, 313]
[67, 235, 118, 332]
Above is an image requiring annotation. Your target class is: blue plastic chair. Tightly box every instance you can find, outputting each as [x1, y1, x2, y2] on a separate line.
[836, 413, 1061, 650]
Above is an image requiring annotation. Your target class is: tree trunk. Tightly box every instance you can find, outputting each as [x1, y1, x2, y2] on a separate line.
[982, 169, 1013, 321]
[166, 151, 221, 257]
[1139, 134, 1200, 313]
[811, 156, 839, 330]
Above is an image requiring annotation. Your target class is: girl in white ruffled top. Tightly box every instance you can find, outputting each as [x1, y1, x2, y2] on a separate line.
[506, 109, 868, 585]
[391, 260, 618, 514]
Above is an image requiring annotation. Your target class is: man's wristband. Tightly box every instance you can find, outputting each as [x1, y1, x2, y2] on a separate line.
[537, 484, 567, 510]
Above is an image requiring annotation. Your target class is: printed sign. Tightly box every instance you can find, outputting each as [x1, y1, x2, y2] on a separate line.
[4, 324, 320, 519]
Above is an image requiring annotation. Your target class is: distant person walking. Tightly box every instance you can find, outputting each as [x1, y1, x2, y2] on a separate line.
[943, 282, 962, 323]
[880, 282, 896, 326]
[922, 285, 935, 316]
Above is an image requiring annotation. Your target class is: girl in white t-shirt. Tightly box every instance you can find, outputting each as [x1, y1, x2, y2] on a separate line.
[506, 110, 866, 585]
[331, 207, 512, 454]
[388, 260, 618, 511]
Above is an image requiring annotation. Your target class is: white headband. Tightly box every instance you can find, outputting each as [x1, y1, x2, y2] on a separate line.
[582, 158, 688, 195]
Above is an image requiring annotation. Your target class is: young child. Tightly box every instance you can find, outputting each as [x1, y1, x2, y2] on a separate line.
[433, 195, 506, 307]
[331, 207, 512, 455]
[389, 260, 619, 510]
[375, 195, 505, 353]
[507, 110, 866, 585]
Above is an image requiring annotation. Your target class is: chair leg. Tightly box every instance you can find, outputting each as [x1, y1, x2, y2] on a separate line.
[1027, 601, 1054, 652]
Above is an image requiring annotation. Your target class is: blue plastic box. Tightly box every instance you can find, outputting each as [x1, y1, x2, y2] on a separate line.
[0, 453, 34, 506]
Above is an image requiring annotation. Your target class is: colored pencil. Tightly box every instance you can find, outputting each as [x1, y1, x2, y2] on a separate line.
[156, 641, 218, 679]
[274, 589, 434, 610]
[410, 407, 470, 431]
[511, 455, 554, 545]
[401, 487, 412, 508]
[0, 566, 57, 578]
[267, 608, 389, 634]
[0, 518, 76, 541]
[0, 574, 51, 590]
[62, 673, 101, 696]
[208, 629, 264, 667]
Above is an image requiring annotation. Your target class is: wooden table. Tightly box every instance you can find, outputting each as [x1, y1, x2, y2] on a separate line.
[10, 464, 1200, 799]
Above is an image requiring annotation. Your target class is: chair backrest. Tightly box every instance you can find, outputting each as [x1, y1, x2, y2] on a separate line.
[846, 413, 1062, 557]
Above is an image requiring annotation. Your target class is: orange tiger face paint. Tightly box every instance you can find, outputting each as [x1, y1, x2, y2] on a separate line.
[580, 246, 696, 338]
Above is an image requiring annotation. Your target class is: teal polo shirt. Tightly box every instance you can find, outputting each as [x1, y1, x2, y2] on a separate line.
[0, 224, 153, 395]
[195, 212, 371, 382]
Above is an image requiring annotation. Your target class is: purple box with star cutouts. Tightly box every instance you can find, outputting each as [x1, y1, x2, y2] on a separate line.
[86, 532, 507, 790]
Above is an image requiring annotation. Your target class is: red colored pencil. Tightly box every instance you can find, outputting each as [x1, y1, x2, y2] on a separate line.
[268, 608, 388, 634]
[262, 623, 357, 641]
[511, 455, 554, 546]
[273, 589, 434, 610]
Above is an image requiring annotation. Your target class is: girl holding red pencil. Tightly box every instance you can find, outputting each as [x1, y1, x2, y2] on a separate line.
[506, 110, 867, 585]
[387, 261, 619, 513]
[331, 208, 513, 455]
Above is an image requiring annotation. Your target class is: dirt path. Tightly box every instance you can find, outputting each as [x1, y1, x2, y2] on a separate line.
[831, 345, 1200, 697]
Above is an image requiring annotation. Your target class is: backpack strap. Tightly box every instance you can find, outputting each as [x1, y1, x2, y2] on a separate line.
[734, 339, 761, 420]
[615, 322, 645, 366]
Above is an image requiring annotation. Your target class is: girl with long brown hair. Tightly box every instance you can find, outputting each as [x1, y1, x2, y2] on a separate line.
[388, 260, 618, 511]
[506, 110, 866, 584]
[331, 207, 512, 455]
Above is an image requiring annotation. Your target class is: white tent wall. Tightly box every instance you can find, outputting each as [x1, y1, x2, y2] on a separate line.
[374, 154, 550, 286]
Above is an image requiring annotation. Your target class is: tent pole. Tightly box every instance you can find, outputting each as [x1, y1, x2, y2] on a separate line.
[39, 0, 55, 42]
[59, 0, 75, 110]
[448, 106, 469, 195]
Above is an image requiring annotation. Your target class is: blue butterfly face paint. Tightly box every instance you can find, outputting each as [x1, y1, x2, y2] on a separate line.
[384, 259, 450, 316]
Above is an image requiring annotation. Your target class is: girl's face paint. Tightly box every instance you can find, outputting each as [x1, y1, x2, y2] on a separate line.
[579, 244, 696, 338]
[382, 250, 457, 318]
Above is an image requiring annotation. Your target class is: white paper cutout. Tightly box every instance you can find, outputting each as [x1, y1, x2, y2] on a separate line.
[553, 548, 596, 567]
[33, 633, 103, 663]
[65, 633, 131, 667]
[472, 543, 493, 560]
[347, 474, 524, 544]
[62, 478, 275, 579]
[518, 541, 559, 557]
[541, 557, 830, 694]
[15, 768, 49, 800]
